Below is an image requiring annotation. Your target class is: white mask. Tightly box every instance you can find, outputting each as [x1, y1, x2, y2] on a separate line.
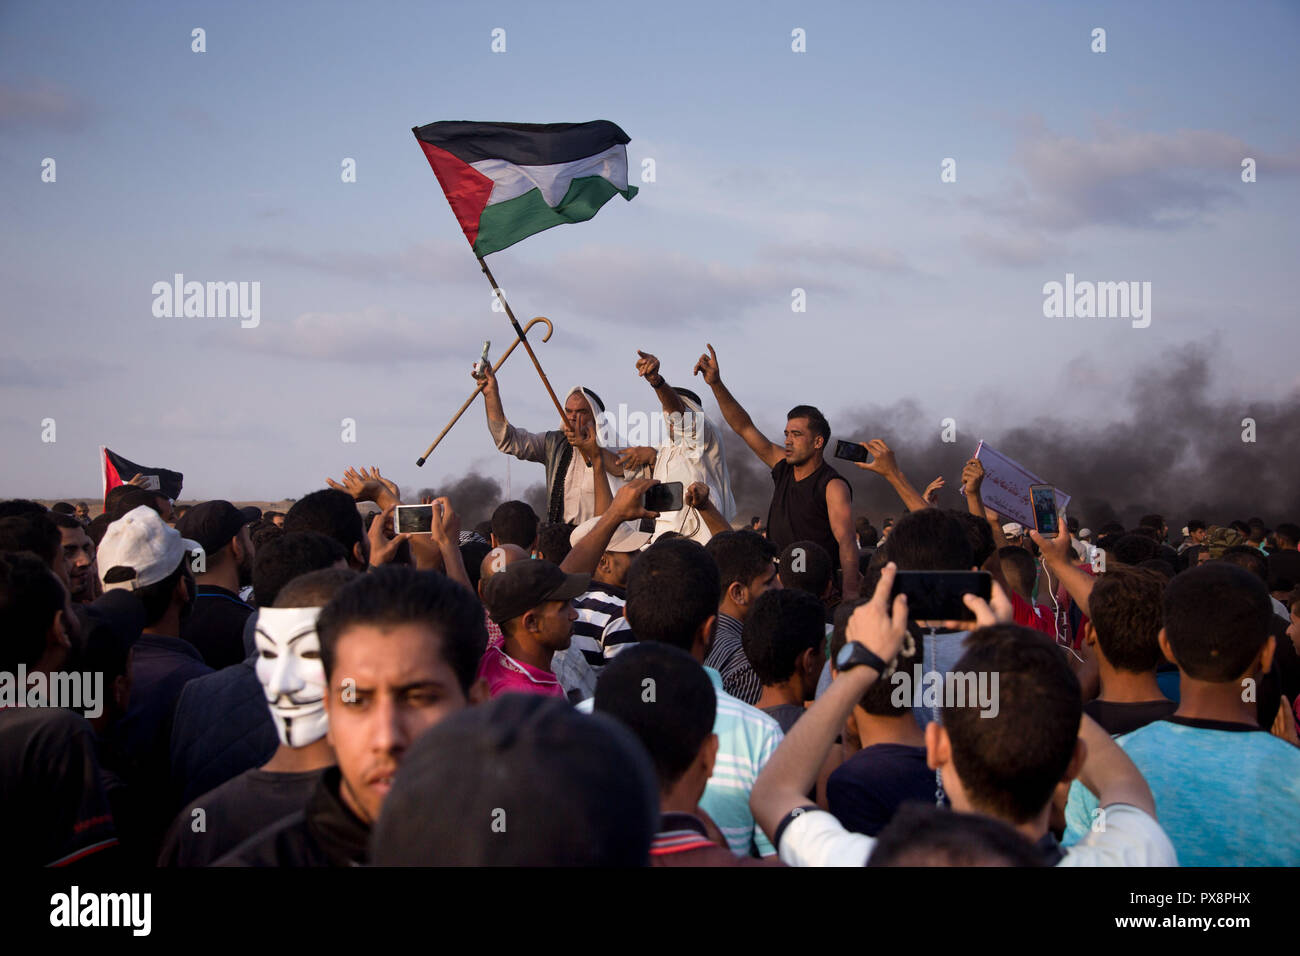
[254, 607, 328, 748]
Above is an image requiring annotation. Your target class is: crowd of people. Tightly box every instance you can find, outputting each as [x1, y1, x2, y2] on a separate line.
[2, 344, 1298, 867]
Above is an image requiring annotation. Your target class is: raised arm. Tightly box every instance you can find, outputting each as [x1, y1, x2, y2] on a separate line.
[566, 421, 613, 516]
[855, 440, 928, 512]
[693, 344, 784, 469]
[1030, 515, 1095, 618]
[475, 362, 546, 462]
[683, 482, 733, 538]
[636, 349, 687, 421]
[561, 479, 659, 574]
[1073, 713, 1157, 817]
[751, 563, 909, 840]
[826, 478, 861, 598]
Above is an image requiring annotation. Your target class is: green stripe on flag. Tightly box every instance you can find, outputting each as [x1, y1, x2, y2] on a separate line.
[474, 176, 637, 256]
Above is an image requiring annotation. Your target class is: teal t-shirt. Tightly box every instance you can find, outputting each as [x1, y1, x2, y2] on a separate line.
[1064, 717, 1300, 866]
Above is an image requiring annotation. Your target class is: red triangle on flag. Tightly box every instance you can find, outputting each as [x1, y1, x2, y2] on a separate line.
[417, 142, 495, 250]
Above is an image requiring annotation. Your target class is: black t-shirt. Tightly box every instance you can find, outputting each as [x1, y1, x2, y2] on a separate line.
[826, 743, 937, 836]
[0, 706, 118, 866]
[158, 766, 326, 867]
[182, 586, 254, 670]
[1268, 549, 1300, 592]
[215, 767, 370, 867]
[761, 704, 805, 735]
[766, 459, 850, 571]
[1083, 698, 1177, 736]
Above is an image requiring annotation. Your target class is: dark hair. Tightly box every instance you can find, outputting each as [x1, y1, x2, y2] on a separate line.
[1112, 534, 1158, 566]
[87, 513, 112, 547]
[942, 624, 1081, 824]
[50, 513, 83, 532]
[593, 642, 716, 788]
[1066, 516, 1080, 536]
[997, 546, 1036, 596]
[1187, 519, 1206, 534]
[284, 489, 365, 558]
[1163, 563, 1272, 682]
[778, 539, 832, 597]
[274, 567, 359, 608]
[743, 589, 826, 686]
[1129, 526, 1161, 542]
[0, 551, 64, 671]
[855, 517, 879, 549]
[785, 404, 830, 444]
[829, 597, 924, 716]
[1219, 546, 1268, 583]
[250, 520, 284, 550]
[51, 502, 75, 515]
[252, 531, 348, 608]
[491, 500, 540, 549]
[107, 488, 165, 522]
[867, 803, 1046, 867]
[625, 538, 720, 651]
[0, 513, 61, 568]
[1274, 523, 1300, 548]
[705, 530, 777, 595]
[1138, 514, 1165, 531]
[1098, 521, 1124, 537]
[1137, 558, 1175, 580]
[951, 511, 995, 568]
[536, 522, 574, 565]
[316, 565, 487, 693]
[127, 560, 186, 627]
[1087, 566, 1166, 673]
[0, 499, 47, 518]
[884, 509, 974, 571]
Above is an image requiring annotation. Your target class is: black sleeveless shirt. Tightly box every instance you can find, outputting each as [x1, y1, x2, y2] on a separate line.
[765, 459, 851, 570]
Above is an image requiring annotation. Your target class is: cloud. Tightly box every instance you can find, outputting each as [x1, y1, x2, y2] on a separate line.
[962, 230, 1066, 267]
[969, 119, 1300, 232]
[213, 305, 482, 363]
[759, 242, 913, 274]
[230, 238, 475, 286]
[0, 82, 91, 131]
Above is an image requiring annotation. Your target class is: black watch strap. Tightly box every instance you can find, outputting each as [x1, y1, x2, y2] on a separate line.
[839, 643, 889, 674]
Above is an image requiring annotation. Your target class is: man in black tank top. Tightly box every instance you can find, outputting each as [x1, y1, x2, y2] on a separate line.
[692, 344, 860, 598]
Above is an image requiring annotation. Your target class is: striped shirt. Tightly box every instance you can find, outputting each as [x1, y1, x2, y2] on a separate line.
[571, 583, 626, 669]
[698, 666, 783, 857]
[703, 613, 762, 705]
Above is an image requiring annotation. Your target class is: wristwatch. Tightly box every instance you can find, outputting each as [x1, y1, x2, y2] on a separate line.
[835, 642, 890, 675]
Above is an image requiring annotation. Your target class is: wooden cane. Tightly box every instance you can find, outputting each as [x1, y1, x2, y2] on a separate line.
[415, 316, 554, 467]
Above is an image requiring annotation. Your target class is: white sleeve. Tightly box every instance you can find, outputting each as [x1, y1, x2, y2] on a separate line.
[777, 809, 875, 867]
[1057, 804, 1179, 867]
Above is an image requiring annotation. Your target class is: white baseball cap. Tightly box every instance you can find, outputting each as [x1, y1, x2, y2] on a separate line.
[98, 505, 202, 591]
[1002, 522, 1025, 538]
[569, 516, 652, 553]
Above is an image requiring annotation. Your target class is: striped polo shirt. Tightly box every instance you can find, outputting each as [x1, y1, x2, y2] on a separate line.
[570, 582, 626, 669]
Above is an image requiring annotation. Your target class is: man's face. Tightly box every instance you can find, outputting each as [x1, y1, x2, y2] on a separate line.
[742, 562, 781, 614]
[59, 525, 96, 602]
[255, 607, 328, 748]
[598, 550, 634, 588]
[74, 504, 89, 522]
[565, 393, 595, 436]
[324, 622, 469, 824]
[530, 599, 577, 651]
[783, 417, 822, 466]
[1191, 528, 1207, 544]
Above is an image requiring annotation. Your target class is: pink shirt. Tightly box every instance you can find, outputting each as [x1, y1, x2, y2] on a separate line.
[476, 644, 565, 699]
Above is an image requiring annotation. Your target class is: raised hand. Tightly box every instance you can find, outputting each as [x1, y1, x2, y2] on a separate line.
[474, 360, 499, 397]
[856, 439, 899, 477]
[961, 457, 985, 496]
[367, 503, 409, 566]
[683, 481, 711, 511]
[1029, 516, 1074, 566]
[923, 476, 945, 504]
[844, 562, 909, 664]
[616, 445, 657, 471]
[610, 478, 662, 523]
[326, 466, 399, 509]
[564, 422, 601, 462]
[427, 496, 461, 548]
[692, 343, 721, 386]
[635, 350, 662, 383]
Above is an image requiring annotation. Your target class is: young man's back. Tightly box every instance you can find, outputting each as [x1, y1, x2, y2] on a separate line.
[1064, 717, 1300, 866]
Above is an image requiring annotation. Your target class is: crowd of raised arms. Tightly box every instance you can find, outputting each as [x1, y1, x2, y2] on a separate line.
[3, 344, 1298, 868]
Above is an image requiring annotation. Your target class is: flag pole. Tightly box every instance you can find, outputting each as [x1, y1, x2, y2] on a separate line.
[477, 256, 570, 428]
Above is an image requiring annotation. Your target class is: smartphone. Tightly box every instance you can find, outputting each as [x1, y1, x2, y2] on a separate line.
[891, 571, 992, 622]
[833, 440, 870, 463]
[140, 475, 162, 491]
[1029, 484, 1058, 538]
[394, 503, 435, 534]
[643, 481, 684, 513]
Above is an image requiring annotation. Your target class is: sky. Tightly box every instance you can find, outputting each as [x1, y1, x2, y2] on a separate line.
[2, 0, 1298, 506]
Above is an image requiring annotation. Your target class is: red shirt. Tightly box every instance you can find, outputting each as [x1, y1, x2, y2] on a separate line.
[475, 645, 565, 699]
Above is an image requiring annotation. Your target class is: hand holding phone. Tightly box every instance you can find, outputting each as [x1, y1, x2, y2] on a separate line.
[1029, 484, 1059, 538]
[643, 481, 684, 513]
[834, 440, 870, 464]
[890, 571, 993, 623]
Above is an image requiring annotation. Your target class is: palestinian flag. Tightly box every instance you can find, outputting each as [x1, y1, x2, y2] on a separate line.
[413, 120, 637, 256]
[101, 446, 184, 505]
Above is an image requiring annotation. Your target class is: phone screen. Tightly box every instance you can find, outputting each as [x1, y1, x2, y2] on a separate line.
[1030, 486, 1058, 535]
[644, 482, 684, 513]
[833, 440, 869, 463]
[394, 504, 434, 534]
[890, 571, 992, 621]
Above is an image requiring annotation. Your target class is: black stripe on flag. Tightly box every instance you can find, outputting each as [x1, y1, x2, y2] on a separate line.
[411, 120, 631, 167]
